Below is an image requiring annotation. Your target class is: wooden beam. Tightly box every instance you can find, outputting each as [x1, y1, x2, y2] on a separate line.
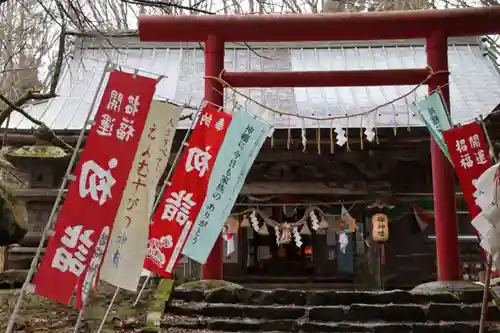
[240, 182, 378, 195]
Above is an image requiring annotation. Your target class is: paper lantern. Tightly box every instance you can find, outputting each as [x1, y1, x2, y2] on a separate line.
[258, 223, 269, 235]
[240, 215, 250, 228]
[300, 223, 312, 235]
[372, 213, 389, 242]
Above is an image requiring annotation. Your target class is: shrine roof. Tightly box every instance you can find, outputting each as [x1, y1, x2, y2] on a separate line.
[5, 36, 500, 131]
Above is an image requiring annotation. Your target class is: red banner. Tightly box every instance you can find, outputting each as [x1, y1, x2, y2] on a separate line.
[144, 105, 231, 277]
[33, 71, 157, 308]
[442, 122, 493, 218]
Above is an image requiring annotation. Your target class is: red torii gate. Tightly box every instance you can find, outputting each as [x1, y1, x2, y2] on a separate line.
[139, 7, 500, 281]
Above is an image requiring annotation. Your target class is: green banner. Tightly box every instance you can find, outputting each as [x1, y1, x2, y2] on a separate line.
[411, 92, 452, 162]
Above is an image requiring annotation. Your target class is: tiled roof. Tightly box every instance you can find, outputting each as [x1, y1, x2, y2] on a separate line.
[5, 37, 500, 131]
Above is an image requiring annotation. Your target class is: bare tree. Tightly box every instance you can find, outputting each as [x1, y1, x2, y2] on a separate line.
[0, 0, 497, 149]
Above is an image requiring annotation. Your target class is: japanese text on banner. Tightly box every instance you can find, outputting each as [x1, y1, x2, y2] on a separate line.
[442, 122, 492, 218]
[144, 105, 232, 277]
[99, 102, 182, 291]
[182, 109, 273, 264]
[33, 71, 157, 308]
[411, 92, 452, 162]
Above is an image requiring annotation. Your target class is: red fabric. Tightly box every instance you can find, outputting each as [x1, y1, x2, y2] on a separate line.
[413, 205, 434, 225]
[144, 105, 231, 277]
[34, 71, 156, 308]
[442, 122, 495, 275]
[443, 122, 493, 218]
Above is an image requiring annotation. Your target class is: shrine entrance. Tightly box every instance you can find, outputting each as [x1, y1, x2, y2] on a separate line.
[246, 207, 316, 279]
[139, 7, 500, 281]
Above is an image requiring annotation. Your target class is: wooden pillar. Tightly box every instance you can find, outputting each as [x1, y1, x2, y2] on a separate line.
[202, 35, 225, 281]
[427, 31, 460, 281]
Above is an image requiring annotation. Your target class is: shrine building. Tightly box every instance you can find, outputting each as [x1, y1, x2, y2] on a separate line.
[1, 32, 500, 288]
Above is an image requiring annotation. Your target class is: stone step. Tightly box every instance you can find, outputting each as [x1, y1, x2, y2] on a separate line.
[161, 315, 497, 333]
[161, 330, 291, 333]
[167, 301, 500, 322]
[172, 287, 485, 305]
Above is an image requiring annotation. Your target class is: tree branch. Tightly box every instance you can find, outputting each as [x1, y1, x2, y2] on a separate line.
[122, 0, 216, 14]
[0, 94, 74, 152]
[0, 1, 70, 150]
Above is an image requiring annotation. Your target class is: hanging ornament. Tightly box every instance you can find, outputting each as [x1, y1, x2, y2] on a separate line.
[240, 215, 250, 228]
[258, 223, 269, 235]
[293, 227, 303, 248]
[364, 119, 376, 142]
[250, 210, 260, 232]
[335, 127, 347, 146]
[300, 223, 312, 235]
[274, 226, 281, 245]
[310, 210, 320, 230]
[280, 227, 292, 244]
[301, 119, 307, 152]
[336, 205, 356, 233]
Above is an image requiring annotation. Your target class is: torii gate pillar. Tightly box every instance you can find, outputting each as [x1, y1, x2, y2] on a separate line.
[427, 31, 460, 280]
[202, 35, 225, 280]
[139, 7, 500, 282]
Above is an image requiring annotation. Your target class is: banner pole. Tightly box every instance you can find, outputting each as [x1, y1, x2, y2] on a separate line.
[478, 114, 497, 333]
[95, 102, 205, 333]
[5, 61, 113, 333]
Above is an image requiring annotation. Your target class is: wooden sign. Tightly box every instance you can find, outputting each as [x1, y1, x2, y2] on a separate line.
[372, 213, 389, 242]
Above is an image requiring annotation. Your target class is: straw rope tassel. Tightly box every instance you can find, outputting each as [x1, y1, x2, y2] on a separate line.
[359, 116, 364, 151]
[345, 118, 351, 152]
[330, 127, 334, 154]
[359, 128, 364, 150]
[271, 134, 275, 148]
[287, 128, 291, 150]
[316, 127, 321, 155]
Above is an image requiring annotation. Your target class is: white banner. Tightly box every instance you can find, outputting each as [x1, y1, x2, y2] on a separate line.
[99, 101, 182, 291]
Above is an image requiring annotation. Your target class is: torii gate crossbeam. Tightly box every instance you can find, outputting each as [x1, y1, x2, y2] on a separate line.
[139, 7, 500, 282]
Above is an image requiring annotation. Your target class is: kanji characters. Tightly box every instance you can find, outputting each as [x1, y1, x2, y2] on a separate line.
[79, 158, 118, 205]
[456, 139, 467, 153]
[51, 225, 95, 276]
[469, 134, 481, 149]
[132, 175, 147, 193]
[161, 190, 196, 225]
[460, 153, 474, 169]
[199, 113, 212, 127]
[137, 159, 149, 178]
[117, 118, 135, 142]
[214, 118, 225, 131]
[96, 114, 115, 137]
[107, 90, 123, 112]
[185, 146, 212, 177]
[428, 107, 440, 127]
[245, 125, 255, 134]
[475, 149, 488, 165]
[125, 95, 140, 116]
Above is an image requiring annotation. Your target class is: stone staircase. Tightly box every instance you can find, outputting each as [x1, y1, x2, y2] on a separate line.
[162, 287, 500, 333]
